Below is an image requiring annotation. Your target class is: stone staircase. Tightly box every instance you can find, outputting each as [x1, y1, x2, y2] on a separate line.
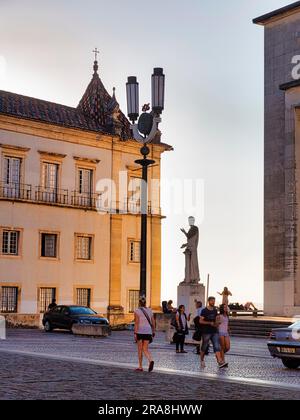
[229, 318, 291, 338]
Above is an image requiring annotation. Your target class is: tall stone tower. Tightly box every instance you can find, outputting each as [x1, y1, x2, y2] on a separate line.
[254, 2, 300, 316]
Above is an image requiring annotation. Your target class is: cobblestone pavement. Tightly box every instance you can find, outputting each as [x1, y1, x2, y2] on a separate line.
[0, 351, 299, 400]
[0, 329, 299, 399]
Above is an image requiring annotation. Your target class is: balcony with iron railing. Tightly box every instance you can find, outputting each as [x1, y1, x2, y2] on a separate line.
[0, 182, 32, 200]
[35, 186, 69, 205]
[71, 191, 103, 210]
[0, 183, 161, 215]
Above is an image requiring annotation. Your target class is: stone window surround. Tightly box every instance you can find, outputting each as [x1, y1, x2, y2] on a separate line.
[74, 233, 94, 263]
[128, 288, 140, 313]
[0, 226, 23, 259]
[74, 286, 93, 307]
[38, 151, 65, 193]
[128, 238, 141, 264]
[39, 230, 60, 261]
[37, 285, 57, 313]
[0, 283, 21, 314]
[0, 144, 30, 186]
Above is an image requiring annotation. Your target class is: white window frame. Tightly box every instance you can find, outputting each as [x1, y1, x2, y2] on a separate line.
[2, 230, 19, 255]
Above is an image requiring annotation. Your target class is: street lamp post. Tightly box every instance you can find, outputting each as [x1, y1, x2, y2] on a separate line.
[126, 68, 165, 300]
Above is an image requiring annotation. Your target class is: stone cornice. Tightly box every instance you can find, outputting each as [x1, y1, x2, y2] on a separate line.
[253, 1, 300, 25]
[0, 143, 30, 152]
[73, 156, 101, 164]
[38, 150, 67, 159]
[0, 114, 168, 157]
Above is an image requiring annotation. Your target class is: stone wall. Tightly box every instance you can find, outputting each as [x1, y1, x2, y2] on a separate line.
[3, 314, 41, 328]
[261, 12, 300, 314]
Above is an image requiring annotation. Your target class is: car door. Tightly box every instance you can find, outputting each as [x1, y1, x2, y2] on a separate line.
[60, 306, 73, 330]
[48, 306, 63, 328]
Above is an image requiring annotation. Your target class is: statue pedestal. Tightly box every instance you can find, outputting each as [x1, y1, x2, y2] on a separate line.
[177, 283, 206, 317]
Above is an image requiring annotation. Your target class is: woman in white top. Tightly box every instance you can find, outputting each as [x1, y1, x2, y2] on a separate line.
[134, 298, 156, 372]
[218, 304, 230, 364]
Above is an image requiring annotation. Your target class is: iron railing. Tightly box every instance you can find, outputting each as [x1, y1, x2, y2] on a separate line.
[0, 183, 161, 214]
[0, 182, 32, 200]
[35, 187, 68, 205]
[71, 191, 103, 209]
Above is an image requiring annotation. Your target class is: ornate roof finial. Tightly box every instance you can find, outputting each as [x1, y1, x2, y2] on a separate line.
[92, 47, 100, 74]
[112, 87, 116, 99]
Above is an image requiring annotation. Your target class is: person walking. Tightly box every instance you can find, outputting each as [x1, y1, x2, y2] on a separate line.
[218, 304, 230, 364]
[200, 297, 228, 369]
[134, 298, 155, 372]
[218, 287, 232, 305]
[193, 301, 203, 355]
[175, 305, 190, 354]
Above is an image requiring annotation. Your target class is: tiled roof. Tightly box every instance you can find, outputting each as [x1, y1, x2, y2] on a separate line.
[0, 60, 131, 139]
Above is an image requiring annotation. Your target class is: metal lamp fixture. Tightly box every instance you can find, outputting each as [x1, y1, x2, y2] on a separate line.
[126, 68, 165, 143]
[126, 76, 139, 123]
[152, 68, 165, 115]
[125, 67, 166, 300]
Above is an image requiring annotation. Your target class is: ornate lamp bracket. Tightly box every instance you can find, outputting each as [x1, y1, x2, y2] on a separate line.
[131, 116, 161, 144]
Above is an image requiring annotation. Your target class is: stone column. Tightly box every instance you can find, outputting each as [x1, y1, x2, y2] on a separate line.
[150, 216, 162, 311]
[107, 214, 124, 325]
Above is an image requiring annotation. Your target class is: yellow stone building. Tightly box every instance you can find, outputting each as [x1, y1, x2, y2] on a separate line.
[0, 58, 172, 326]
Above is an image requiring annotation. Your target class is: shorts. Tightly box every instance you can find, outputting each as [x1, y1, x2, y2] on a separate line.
[201, 333, 221, 353]
[136, 334, 152, 342]
[219, 332, 229, 338]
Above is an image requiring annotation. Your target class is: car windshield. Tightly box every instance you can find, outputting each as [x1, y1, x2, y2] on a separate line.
[290, 320, 300, 329]
[69, 307, 96, 315]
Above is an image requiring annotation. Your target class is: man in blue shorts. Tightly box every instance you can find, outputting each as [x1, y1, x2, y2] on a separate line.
[200, 296, 228, 369]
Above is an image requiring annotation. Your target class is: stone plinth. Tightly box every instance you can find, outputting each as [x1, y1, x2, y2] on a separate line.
[72, 324, 111, 337]
[154, 313, 172, 332]
[177, 283, 205, 317]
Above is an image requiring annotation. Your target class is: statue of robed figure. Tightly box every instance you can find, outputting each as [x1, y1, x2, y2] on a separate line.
[180, 216, 200, 284]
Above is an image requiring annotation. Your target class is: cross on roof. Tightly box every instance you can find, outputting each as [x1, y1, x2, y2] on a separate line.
[93, 48, 100, 61]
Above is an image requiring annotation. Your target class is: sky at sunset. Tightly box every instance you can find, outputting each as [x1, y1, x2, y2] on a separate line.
[0, 0, 293, 308]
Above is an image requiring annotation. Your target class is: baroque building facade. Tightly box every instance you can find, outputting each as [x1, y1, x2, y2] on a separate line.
[0, 58, 172, 325]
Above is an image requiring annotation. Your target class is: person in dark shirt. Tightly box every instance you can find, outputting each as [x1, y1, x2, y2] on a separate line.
[200, 297, 227, 369]
[48, 299, 57, 311]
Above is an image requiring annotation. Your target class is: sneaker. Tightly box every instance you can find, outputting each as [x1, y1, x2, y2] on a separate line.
[200, 361, 206, 368]
[218, 362, 228, 369]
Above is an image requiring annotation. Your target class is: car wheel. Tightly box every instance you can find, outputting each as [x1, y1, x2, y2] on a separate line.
[282, 358, 300, 369]
[44, 320, 53, 332]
